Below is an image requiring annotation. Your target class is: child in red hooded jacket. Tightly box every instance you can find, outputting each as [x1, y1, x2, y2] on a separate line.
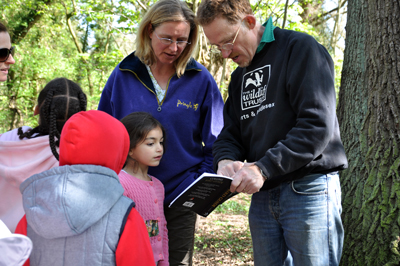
[15, 110, 155, 266]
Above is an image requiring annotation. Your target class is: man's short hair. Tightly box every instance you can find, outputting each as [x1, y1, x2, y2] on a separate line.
[196, 0, 253, 26]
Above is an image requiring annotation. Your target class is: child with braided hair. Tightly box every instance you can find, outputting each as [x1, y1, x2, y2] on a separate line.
[0, 77, 87, 232]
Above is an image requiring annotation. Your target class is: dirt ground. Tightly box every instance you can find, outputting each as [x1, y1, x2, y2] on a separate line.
[193, 195, 254, 265]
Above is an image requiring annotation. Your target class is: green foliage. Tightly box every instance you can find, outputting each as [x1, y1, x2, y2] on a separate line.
[0, 0, 131, 132]
[214, 193, 250, 215]
[0, 0, 346, 133]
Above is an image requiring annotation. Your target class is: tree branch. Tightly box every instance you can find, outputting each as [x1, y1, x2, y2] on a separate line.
[136, 0, 147, 11]
[61, 0, 83, 54]
[282, 0, 290, 29]
[10, 0, 55, 45]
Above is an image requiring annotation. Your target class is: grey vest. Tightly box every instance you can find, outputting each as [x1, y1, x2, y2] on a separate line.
[27, 196, 133, 266]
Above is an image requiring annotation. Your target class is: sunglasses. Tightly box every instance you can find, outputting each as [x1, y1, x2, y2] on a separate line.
[0, 47, 15, 62]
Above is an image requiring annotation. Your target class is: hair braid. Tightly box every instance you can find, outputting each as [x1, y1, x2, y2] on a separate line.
[41, 89, 55, 132]
[17, 126, 41, 139]
[48, 103, 60, 160]
[17, 78, 87, 161]
[78, 91, 87, 112]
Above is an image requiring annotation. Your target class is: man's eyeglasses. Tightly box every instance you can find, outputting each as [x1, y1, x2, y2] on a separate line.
[154, 33, 191, 48]
[0, 47, 15, 62]
[210, 23, 241, 54]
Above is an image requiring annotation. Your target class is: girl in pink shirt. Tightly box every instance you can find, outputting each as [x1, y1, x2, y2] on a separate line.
[119, 112, 169, 266]
[0, 78, 87, 232]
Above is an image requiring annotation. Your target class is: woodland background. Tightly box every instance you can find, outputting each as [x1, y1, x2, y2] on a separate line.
[0, 0, 346, 132]
[3, 0, 400, 265]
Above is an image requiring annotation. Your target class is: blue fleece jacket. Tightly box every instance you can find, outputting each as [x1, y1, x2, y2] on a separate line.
[98, 52, 224, 204]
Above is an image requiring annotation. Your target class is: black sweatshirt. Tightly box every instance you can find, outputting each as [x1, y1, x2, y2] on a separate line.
[213, 27, 348, 190]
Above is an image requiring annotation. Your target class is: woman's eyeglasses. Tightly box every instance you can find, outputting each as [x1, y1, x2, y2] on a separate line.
[154, 33, 191, 48]
[0, 47, 15, 62]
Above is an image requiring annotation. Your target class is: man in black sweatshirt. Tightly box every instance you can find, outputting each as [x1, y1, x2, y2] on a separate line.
[197, 1, 348, 265]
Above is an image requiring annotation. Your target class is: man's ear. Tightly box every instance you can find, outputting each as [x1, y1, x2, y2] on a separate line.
[242, 15, 257, 30]
[33, 105, 39, 116]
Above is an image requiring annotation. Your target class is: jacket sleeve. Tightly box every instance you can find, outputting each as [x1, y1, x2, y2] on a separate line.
[197, 73, 225, 175]
[98, 67, 116, 115]
[212, 71, 247, 172]
[116, 208, 155, 266]
[15, 215, 30, 266]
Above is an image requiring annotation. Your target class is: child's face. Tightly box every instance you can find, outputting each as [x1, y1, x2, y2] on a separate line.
[129, 127, 164, 167]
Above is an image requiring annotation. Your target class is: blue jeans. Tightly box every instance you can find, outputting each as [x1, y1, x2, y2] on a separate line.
[249, 173, 344, 266]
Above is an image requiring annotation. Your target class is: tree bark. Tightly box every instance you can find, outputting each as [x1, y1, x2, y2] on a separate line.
[338, 0, 400, 265]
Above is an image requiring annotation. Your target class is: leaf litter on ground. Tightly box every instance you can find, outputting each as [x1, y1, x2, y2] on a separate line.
[193, 193, 254, 265]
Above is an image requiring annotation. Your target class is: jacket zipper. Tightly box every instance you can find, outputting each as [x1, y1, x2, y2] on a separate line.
[121, 69, 173, 112]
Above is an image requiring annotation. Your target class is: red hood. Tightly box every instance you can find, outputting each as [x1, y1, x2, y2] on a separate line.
[59, 110, 129, 174]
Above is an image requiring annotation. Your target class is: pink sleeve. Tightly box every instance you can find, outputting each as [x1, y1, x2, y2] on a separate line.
[116, 208, 155, 266]
[162, 194, 169, 266]
[155, 178, 169, 266]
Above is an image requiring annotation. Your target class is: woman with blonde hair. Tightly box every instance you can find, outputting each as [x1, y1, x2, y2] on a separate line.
[98, 0, 224, 265]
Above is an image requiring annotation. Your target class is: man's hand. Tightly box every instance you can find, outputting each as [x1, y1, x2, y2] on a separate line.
[230, 163, 265, 194]
[217, 159, 244, 177]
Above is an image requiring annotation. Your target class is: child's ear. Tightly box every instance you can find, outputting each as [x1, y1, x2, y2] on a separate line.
[128, 148, 135, 157]
[33, 105, 40, 116]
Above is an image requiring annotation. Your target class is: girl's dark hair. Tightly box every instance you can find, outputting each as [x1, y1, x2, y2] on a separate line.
[18, 77, 87, 160]
[120, 112, 166, 164]
[0, 22, 8, 32]
[0, 22, 8, 33]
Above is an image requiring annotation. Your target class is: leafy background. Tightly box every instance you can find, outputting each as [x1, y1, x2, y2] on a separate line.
[1, 0, 347, 262]
[1, 0, 347, 133]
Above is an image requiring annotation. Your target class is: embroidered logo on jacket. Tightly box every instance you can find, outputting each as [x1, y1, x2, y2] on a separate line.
[177, 100, 199, 111]
[241, 65, 270, 111]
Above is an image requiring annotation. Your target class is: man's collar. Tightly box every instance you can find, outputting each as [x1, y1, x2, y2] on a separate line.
[256, 17, 276, 54]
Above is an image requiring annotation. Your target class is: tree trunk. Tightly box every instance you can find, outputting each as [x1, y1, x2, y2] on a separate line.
[337, 0, 400, 265]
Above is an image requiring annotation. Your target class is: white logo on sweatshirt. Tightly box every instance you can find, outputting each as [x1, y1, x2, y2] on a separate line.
[241, 65, 270, 110]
